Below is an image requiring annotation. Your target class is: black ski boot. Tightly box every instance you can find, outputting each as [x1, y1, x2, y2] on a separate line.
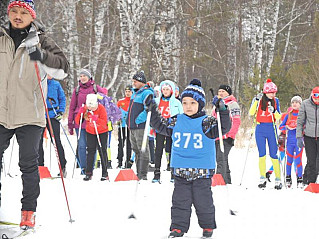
[274, 178, 282, 190]
[258, 177, 267, 189]
[297, 177, 303, 188]
[286, 175, 292, 188]
[107, 160, 112, 169]
[203, 228, 213, 238]
[169, 229, 184, 238]
[83, 174, 92, 181]
[152, 168, 161, 183]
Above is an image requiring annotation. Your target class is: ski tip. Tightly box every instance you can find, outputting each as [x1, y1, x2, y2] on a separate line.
[230, 209, 237, 216]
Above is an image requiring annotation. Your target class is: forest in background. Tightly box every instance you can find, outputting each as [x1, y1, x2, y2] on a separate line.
[1, 0, 319, 113]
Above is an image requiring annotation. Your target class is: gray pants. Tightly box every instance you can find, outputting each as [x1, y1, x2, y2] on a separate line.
[130, 129, 150, 179]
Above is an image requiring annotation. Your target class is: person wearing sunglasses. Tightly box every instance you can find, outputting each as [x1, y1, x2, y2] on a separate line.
[296, 86, 319, 186]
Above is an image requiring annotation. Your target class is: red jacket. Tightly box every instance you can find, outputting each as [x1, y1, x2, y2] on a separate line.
[117, 96, 131, 112]
[75, 104, 108, 135]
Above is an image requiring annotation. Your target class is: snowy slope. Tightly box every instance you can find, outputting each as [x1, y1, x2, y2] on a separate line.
[1, 126, 319, 239]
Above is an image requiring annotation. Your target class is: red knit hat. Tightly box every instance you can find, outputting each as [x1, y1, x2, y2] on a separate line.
[311, 86, 319, 99]
[263, 79, 277, 93]
[7, 0, 36, 19]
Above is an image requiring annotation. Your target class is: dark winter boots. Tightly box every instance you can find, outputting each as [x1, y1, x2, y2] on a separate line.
[297, 177, 303, 188]
[83, 174, 92, 181]
[169, 229, 184, 237]
[286, 175, 292, 188]
[203, 228, 213, 238]
[152, 168, 161, 183]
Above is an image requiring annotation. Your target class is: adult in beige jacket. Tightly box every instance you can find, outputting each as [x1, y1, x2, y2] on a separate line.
[0, 0, 69, 229]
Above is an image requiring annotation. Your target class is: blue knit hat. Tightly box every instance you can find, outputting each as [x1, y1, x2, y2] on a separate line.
[181, 79, 206, 111]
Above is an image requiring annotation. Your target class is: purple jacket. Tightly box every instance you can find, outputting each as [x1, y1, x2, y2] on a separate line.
[68, 80, 103, 130]
[97, 93, 122, 124]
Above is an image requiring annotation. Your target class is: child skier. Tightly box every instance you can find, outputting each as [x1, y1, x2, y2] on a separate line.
[279, 96, 303, 188]
[145, 79, 231, 238]
[249, 79, 282, 189]
[75, 94, 109, 181]
[152, 80, 183, 183]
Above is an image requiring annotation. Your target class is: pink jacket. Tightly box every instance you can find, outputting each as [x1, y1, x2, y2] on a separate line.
[212, 95, 241, 139]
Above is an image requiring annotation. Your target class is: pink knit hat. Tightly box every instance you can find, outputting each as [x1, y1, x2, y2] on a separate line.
[263, 79, 277, 93]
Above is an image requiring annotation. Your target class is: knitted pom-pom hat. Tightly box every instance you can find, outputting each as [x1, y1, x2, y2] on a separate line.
[263, 79, 277, 93]
[181, 79, 206, 112]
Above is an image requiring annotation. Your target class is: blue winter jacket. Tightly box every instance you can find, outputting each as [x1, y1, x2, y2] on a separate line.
[126, 84, 154, 129]
[46, 79, 66, 118]
[154, 80, 183, 117]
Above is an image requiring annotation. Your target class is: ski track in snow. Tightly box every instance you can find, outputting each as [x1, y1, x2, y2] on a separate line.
[1, 128, 319, 239]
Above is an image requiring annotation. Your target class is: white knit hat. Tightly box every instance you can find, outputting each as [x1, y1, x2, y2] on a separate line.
[291, 95, 302, 104]
[86, 94, 98, 108]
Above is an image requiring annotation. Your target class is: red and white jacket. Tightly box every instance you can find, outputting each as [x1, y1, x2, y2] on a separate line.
[212, 95, 241, 139]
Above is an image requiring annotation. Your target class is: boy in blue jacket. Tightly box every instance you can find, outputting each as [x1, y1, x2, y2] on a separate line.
[38, 75, 67, 176]
[145, 79, 231, 238]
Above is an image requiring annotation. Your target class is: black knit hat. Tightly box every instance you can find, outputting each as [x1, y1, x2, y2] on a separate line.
[125, 85, 132, 91]
[181, 79, 206, 112]
[219, 84, 232, 95]
[133, 71, 146, 84]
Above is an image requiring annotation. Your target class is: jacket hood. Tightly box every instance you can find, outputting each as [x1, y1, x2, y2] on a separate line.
[158, 80, 176, 99]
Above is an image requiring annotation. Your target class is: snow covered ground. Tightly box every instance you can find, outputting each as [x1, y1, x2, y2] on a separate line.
[1, 124, 319, 239]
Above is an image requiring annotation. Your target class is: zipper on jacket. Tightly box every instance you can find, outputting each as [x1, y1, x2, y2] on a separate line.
[34, 91, 39, 118]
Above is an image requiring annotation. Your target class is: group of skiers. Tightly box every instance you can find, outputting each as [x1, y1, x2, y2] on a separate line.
[249, 79, 319, 190]
[1, 1, 319, 238]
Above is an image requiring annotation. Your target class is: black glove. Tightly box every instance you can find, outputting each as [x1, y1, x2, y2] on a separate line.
[29, 46, 46, 62]
[144, 94, 155, 112]
[213, 98, 226, 111]
[225, 137, 234, 146]
[55, 112, 63, 121]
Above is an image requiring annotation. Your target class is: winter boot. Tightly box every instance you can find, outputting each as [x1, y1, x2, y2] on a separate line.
[107, 160, 112, 169]
[125, 160, 133, 169]
[83, 174, 92, 181]
[152, 168, 161, 183]
[265, 171, 272, 182]
[169, 229, 184, 238]
[274, 178, 282, 190]
[286, 175, 292, 188]
[258, 177, 267, 189]
[297, 177, 303, 188]
[58, 167, 67, 178]
[203, 228, 213, 238]
[20, 211, 35, 229]
[101, 176, 109, 181]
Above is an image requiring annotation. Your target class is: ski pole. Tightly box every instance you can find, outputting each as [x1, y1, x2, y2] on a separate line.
[141, 111, 151, 152]
[48, 100, 83, 175]
[239, 94, 260, 186]
[91, 111, 108, 176]
[7, 135, 16, 178]
[34, 62, 74, 223]
[216, 106, 236, 216]
[72, 104, 85, 178]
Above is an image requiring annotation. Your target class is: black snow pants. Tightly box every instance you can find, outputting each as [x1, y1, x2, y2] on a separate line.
[0, 125, 42, 212]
